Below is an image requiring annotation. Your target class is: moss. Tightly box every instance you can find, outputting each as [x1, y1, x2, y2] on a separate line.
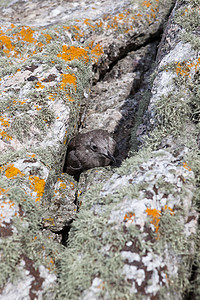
[8, 115, 32, 142]
[0, 1, 198, 298]
[0, 0, 13, 6]
[119, 147, 152, 175]
[175, 0, 200, 50]
[158, 209, 195, 295]
[55, 187, 137, 299]
[0, 175, 63, 288]
[55, 148, 197, 299]
[53, 2, 200, 298]
[0, 16, 91, 288]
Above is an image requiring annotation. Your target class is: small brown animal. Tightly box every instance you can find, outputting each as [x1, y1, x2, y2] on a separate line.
[64, 129, 116, 180]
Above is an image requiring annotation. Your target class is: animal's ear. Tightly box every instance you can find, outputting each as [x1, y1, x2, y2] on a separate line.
[90, 141, 98, 151]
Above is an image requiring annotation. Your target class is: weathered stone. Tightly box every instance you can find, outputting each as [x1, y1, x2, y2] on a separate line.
[43, 174, 77, 232]
[0, 0, 199, 299]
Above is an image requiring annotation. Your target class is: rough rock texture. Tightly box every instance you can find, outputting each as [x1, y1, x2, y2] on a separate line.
[0, 0, 200, 299]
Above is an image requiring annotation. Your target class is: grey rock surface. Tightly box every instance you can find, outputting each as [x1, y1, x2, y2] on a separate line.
[0, 0, 199, 299]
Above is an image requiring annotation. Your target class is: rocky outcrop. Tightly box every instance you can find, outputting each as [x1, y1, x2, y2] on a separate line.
[0, 0, 199, 299]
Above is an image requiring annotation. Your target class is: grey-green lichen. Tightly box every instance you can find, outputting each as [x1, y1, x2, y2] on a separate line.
[0, 175, 63, 289]
[175, 0, 200, 50]
[0, 17, 92, 297]
[54, 147, 197, 299]
[52, 2, 200, 299]
[55, 184, 136, 299]
[0, 1, 199, 299]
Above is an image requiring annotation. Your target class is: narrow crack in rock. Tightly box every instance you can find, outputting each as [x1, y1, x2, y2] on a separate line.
[60, 35, 164, 246]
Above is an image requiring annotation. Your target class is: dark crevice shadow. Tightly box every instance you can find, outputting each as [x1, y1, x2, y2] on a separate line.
[60, 221, 73, 246]
[60, 8, 175, 246]
[113, 41, 159, 162]
[60, 42, 161, 246]
[92, 26, 163, 86]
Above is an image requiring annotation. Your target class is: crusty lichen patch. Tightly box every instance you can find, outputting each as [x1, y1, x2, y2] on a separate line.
[1, 0, 192, 298]
[175, 0, 200, 50]
[55, 149, 197, 299]
[53, 1, 199, 299]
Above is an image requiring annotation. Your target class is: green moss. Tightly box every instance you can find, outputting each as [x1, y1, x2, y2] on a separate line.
[0, 175, 63, 289]
[8, 115, 32, 142]
[53, 2, 200, 298]
[175, 0, 200, 50]
[55, 186, 138, 299]
[0, 0, 13, 7]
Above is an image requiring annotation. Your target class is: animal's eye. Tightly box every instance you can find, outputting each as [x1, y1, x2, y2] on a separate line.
[91, 144, 97, 151]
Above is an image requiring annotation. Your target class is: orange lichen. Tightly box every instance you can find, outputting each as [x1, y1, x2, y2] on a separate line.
[17, 26, 36, 44]
[146, 208, 161, 232]
[42, 33, 52, 44]
[60, 182, 67, 189]
[175, 58, 200, 77]
[70, 181, 75, 189]
[29, 175, 46, 202]
[96, 20, 103, 27]
[91, 43, 104, 63]
[27, 154, 36, 158]
[37, 42, 44, 48]
[35, 105, 41, 111]
[124, 212, 135, 222]
[0, 35, 15, 55]
[183, 162, 192, 172]
[0, 200, 16, 211]
[60, 73, 77, 90]
[43, 217, 55, 226]
[48, 93, 57, 101]
[49, 258, 54, 264]
[146, 205, 175, 237]
[63, 26, 70, 30]
[57, 45, 89, 62]
[5, 164, 25, 179]
[0, 129, 12, 140]
[66, 95, 75, 102]
[35, 82, 45, 89]
[63, 130, 68, 145]
[0, 25, 53, 59]
[47, 257, 56, 271]
[71, 25, 84, 40]
[97, 281, 105, 290]
[73, 25, 80, 31]
[0, 116, 10, 127]
[142, 1, 151, 8]
[162, 205, 175, 215]
[0, 187, 9, 196]
[77, 190, 82, 197]
[84, 19, 95, 29]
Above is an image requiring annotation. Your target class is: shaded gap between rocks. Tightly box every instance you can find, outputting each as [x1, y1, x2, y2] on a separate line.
[60, 4, 176, 245]
[60, 44, 163, 246]
[113, 41, 159, 162]
[97, 29, 163, 84]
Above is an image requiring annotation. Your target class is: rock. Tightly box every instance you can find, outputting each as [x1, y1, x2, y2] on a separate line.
[0, 0, 199, 299]
[43, 174, 77, 232]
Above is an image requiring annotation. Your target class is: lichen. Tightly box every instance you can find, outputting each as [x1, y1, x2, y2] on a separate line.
[1, 0, 197, 298]
[0, 175, 63, 288]
[175, 0, 200, 50]
[52, 2, 199, 299]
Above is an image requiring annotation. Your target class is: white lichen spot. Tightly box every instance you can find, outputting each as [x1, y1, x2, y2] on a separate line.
[81, 277, 104, 300]
[121, 251, 140, 263]
[0, 199, 18, 225]
[123, 264, 145, 286]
